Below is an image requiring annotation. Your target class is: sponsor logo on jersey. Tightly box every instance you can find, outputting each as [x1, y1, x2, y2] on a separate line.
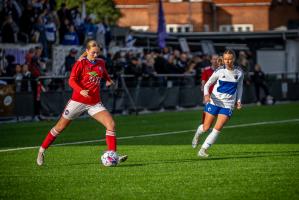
[87, 71, 101, 84]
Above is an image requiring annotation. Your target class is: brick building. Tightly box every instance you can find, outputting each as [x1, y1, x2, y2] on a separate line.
[114, 0, 299, 32]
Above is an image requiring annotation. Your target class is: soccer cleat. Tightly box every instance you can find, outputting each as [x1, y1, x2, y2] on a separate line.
[192, 131, 201, 148]
[36, 152, 45, 166]
[117, 154, 128, 164]
[198, 148, 209, 158]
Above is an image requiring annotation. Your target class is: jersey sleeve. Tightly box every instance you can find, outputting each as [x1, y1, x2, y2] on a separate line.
[203, 70, 219, 96]
[236, 73, 244, 103]
[69, 61, 83, 93]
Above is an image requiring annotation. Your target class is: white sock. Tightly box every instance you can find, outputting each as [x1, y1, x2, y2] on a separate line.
[39, 147, 45, 153]
[196, 124, 204, 135]
[202, 128, 220, 150]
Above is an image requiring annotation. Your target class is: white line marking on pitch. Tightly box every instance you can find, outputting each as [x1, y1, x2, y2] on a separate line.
[0, 118, 298, 153]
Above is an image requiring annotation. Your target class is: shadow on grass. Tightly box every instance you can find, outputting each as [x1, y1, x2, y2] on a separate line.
[118, 150, 299, 167]
[49, 150, 299, 168]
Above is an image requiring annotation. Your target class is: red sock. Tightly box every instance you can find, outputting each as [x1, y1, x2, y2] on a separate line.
[106, 130, 116, 151]
[41, 129, 57, 149]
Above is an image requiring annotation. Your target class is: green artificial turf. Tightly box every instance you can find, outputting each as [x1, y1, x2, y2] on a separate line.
[0, 103, 299, 199]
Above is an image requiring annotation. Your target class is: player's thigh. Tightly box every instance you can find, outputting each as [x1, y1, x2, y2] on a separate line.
[53, 116, 72, 133]
[62, 100, 87, 120]
[91, 110, 115, 131]
[214, 114, 230, 131]
[203, 112, 216, 131]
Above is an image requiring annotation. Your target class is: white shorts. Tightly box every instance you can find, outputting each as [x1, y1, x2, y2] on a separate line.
[62, 100, 107, 120]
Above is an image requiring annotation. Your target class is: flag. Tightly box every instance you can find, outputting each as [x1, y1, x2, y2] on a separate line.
[157, 0, 167, 49]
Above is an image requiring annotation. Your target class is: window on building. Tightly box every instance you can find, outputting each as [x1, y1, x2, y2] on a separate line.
[169, 0, 182, 2]
[185, 27, 190, 32]
[130, 26, 149, 32]
[166, 24, 193, 33]
[219, 24, 253, 32]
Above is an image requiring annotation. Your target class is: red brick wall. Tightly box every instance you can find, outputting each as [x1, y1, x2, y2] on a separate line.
[270, 1, 299, 29]
[115, 0, 298, 32]
[216, 5, 270, 31]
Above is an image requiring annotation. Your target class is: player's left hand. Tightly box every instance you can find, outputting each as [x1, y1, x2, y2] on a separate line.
[236, 102, 242, 110]
[106, 80, 114, 87]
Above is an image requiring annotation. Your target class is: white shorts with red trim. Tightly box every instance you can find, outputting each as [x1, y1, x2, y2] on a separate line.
[62, 100, 107, 120]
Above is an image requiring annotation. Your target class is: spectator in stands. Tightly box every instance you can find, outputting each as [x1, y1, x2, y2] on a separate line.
[64, 48, 77, 75]
[251, 64, 270, 105]
[165, 54, 177, 74]
[21, 63, 32, 92]
[19, 3, 35, 42]
[57, 3, 71, 26]
[1, 13, 19, 43]
[29, 46, 44, 78]
[62, 24, 79, 45]
[176, 52, 189, 73]
[84, 16, 97, 43]
[96, 19, 106, 49]
[4, 54, 16, 77]
[32, 16, 48, 58]
[14, 63, 23, 92]
[44, 14, 57, 57]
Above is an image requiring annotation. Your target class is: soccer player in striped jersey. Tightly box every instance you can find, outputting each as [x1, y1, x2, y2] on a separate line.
[192, 49, 244, 157]
[36, 40, 127, 166]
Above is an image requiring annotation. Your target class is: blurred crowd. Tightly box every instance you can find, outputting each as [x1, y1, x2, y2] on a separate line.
[1, 0, 271, 105]
[0, 0, 112, 59]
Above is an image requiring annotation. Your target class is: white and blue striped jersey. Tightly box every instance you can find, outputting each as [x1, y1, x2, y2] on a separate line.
[204, 65, 244, 109]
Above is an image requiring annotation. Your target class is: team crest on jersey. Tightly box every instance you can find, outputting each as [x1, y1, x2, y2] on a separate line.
[64, 109, 69, 115]
[234, 75, 238, 79]
[222, 75, 225, 78]
[98, 66, 103, 72]
[87, 71, 101, 84]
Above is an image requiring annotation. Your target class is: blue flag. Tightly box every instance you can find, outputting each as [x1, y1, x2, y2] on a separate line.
[158, 0, 167, 49]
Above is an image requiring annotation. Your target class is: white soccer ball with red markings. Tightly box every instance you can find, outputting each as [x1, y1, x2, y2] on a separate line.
[101, 151, 119, 167]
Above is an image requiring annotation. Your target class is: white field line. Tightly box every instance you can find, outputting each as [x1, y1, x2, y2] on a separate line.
[0, 118, 298, 153]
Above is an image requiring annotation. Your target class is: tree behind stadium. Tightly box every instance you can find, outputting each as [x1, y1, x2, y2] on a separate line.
[56, 0, 121, 24]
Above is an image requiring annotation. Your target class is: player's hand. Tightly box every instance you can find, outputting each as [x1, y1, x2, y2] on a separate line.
[80, 90, 90, 97]
[204, 95, 210, 104]
[106, 80, 114, 87]
[236, 102, 242, 110]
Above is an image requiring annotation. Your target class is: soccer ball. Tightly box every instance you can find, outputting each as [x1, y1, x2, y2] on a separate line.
[101, 151, 119, 167]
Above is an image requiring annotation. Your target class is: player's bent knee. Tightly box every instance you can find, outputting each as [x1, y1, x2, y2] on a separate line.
[106, 120, 115, 130]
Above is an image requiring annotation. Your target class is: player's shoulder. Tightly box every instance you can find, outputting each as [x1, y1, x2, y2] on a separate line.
[234, 65, 244, 73]
[203, 66, 212, 70]
[215, 65, 225, 72]
[95, 57, 105, 63]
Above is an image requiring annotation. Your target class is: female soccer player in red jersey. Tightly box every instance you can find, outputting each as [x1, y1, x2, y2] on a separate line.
[36, 40, 127, 166]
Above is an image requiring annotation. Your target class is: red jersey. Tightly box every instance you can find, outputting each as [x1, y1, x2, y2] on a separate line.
[69, 58, 111, 105]
[201, 66, 215, 94]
